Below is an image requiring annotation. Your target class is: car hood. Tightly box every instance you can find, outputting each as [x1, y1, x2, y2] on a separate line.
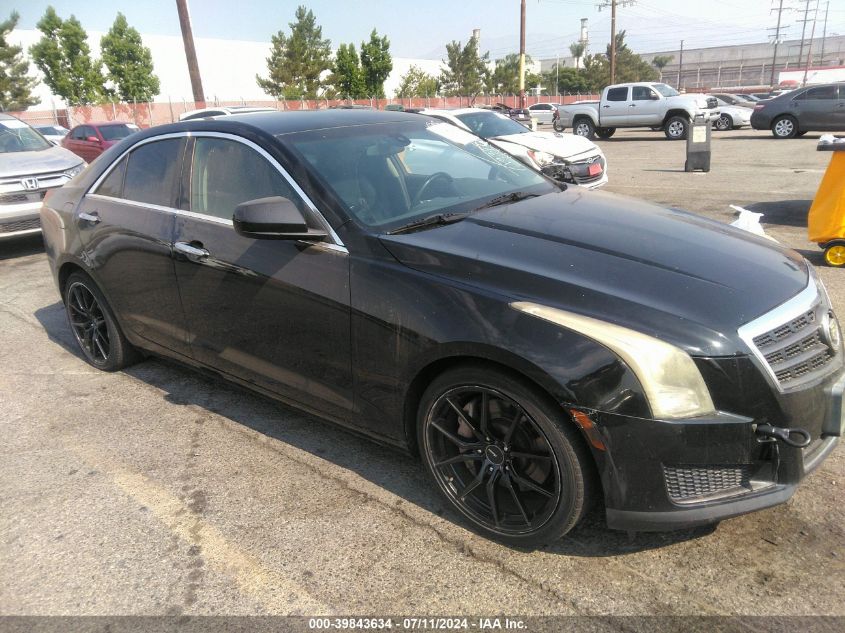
[490, 132, 600, 160]
[0, 144, 82, 178]
[379, 189, 808, 356]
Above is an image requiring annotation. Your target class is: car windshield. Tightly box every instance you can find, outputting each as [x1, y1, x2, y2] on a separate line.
[35, 125, 66, 136]
[285, 119, 556, 231]
[99, 124, 138, 141]
[0, 119, 52, 153]
[454, 112, 529, 139]
[653, 84, 680, 97]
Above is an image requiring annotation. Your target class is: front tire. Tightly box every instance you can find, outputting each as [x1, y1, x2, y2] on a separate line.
[714, 114, 733, 131]
[664, 115, 688, 140]
[824, 242, 845, 267]
[418, 365, 594, 546]
[572, 117, 596, 139]
[771, 115, 798, 139]
[64, 272, 140, 371]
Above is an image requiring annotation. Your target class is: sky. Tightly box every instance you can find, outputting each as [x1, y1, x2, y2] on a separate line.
[5, 0, 845, 60]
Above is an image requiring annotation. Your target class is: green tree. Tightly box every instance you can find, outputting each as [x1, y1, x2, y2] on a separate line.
[439, 38, 489, 102]
[394, 65, 437, 98]
[651, 54, 674, 81]
[568, 41, 585, 69]
[0, 11, 39, 111]
[30, 7, 104, 105]
[100, 13, 159, 102]
[542, 65, 592, 94]
[257, 5, 332, 99]
[329, 43, 365, 98]
[582, 31, 657, 90]
[488, 53, 530, 94]
[360, 29, 392, 98]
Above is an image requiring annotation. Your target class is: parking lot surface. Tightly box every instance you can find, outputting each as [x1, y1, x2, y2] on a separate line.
[1, 128, 843, 617]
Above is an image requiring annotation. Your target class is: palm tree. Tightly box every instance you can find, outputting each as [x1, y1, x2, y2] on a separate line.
[651, 55, 674, 81]
[569, 41, 586, 69]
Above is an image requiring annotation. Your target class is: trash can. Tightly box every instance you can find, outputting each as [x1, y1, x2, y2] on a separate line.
[685, 113, 711, 172]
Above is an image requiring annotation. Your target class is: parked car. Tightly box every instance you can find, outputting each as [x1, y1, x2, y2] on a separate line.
[41, 110, 842, 545]
[0, 114, 85, 240]
[751, 83, 845, 138]
[556, 82, 720, 140]
[527, 102, 562, 125]
[419, 108, 607, 188]
[179, 106, 276, 121]
[32, 124, 70, 145]
[62, 122, 140, 162]
[710, 93, 755, 108]
[711, 96, 753, 130]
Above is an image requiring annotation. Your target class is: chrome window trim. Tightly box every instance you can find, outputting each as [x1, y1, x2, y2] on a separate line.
[737, 278, 822, 392]
[86, 130, 345, 248]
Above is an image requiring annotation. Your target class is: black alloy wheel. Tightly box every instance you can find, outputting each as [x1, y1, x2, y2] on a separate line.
[64, 272, 140, 371]
[419, 366, 593, 545]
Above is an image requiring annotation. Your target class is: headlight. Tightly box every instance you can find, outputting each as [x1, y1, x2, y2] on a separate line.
[64, 163, 86, 179]
[526, 149, 556, 167]
[511, 302, 716, 419]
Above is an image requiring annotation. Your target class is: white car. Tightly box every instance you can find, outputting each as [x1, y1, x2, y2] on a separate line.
[419, 108, 608, 189]
[711, 96, 753, 131]
[32, 124, 69, 146]
[527, 102, 562, 125]
[179, 106, 276, 121]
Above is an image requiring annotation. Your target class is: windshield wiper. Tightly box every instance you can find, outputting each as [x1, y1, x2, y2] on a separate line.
[473, 191, 541, 211]
[387, 212, 470, 235]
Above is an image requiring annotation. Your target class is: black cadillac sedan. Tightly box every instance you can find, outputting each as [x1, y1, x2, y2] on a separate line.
[40, 110, 843, 546]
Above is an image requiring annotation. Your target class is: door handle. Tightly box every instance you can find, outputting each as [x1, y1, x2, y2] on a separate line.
[79, 211, 100, 224]
[174, 241, 210, 261]
[602, 105, 610, 108]
[629, 104, 637, 107]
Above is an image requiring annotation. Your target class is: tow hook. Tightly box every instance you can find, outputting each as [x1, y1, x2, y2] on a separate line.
[754, 424, 812, 448]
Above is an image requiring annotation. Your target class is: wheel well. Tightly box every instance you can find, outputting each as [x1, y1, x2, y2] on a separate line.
[403, 356, 582, 455]
[58, 262, 86, 299]
[572, 115, 594, 126]
[663, 110, 690, 124]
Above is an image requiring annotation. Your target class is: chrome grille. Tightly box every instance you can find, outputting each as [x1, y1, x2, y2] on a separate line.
[664, 464, 752, 503]
[746, 296, 837, 390]
[0, 191, 47, 205]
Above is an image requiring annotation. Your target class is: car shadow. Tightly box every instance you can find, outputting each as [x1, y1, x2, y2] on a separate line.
[0, 234, 44, 260]
[745, 199, 812, 228]
[33, 300, 714, 556]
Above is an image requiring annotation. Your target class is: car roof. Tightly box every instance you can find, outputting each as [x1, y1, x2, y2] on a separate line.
[419, 108, 496, 117]
[223, 109, 423, 135]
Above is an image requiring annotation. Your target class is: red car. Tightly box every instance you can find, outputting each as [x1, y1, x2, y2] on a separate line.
[61, 121, 140, 162]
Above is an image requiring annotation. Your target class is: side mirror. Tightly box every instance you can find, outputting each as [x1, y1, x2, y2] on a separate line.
[233, 196, 327, 241]
[86, 136, 100, 143]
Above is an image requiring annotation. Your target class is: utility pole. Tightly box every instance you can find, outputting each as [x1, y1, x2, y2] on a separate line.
[797, 0, 813, 70]
[678, 40, 684, 90]
[519, 0, 526, 108]
[175, 0, 205, 106]
[802, 0, 820, 86]
[597, 1, 636, 86]
[768, 0, 786, 87]
[820, 1, 830, 64]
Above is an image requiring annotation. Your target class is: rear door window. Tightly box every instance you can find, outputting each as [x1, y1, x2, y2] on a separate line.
[606, 87, 629, 101]
[95, 158, 127, 198]
[122, 138, 185, 208]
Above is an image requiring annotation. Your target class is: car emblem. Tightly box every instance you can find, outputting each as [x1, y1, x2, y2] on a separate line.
[21, 177, 39, 191]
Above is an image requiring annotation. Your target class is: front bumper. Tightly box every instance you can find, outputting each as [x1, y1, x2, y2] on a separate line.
[580, 364, 844, 532]
[0, 200, 43, 240]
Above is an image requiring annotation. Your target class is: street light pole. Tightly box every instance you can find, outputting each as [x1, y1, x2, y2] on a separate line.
[519, 0, 526, 109]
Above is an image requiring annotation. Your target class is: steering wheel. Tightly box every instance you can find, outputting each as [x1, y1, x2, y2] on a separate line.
[411, 172, 454, 207]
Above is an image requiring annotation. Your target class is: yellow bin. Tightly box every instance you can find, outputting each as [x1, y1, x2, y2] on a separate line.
[808, 142, 845, 267]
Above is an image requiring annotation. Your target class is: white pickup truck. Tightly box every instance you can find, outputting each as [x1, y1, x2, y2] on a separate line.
[555, 82, 720, 140]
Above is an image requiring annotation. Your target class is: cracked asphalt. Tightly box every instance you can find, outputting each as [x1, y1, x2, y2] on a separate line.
[1, 128, 843, 618]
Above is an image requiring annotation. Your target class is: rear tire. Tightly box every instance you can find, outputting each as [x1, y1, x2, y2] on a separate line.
[572, 117, 596, 140]
[417, 364, 594, 546]
[771, 115, 798, 139]
[64, 272, 141, 371]
[664, 115, 688, 140]
[824, 242, 845, 267]
[595, 127, 616, 139]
